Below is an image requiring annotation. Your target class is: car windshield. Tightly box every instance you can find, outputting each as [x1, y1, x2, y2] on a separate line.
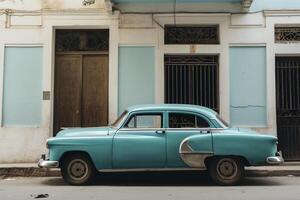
[111, 110, 128, 128]
[217, 115, 229, 128]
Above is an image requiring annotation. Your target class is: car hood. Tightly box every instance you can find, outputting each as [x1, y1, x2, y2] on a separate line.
[55, 126, 115, 138]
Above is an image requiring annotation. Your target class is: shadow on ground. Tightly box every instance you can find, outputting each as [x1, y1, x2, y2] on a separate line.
[42, 171, 283, 187]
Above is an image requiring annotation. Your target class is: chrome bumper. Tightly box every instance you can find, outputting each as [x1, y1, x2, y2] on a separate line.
[266, 152, 284, 165]
[38, 154, 59, 168]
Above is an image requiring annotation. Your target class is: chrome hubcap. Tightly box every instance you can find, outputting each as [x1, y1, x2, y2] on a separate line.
[68, 159, 88, 180]
[217, 158, 238, 180]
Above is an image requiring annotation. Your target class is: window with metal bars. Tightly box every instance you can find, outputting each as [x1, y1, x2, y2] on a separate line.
[276, 56, 300, 160]
[164, 55, 219, 112]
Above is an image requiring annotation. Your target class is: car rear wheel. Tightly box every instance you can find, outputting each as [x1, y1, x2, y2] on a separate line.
[208, 157, 244, 186]
[61, 153, 96, 185]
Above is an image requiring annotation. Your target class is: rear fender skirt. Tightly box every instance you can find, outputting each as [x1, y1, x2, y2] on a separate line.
[179, 138, 213, 168]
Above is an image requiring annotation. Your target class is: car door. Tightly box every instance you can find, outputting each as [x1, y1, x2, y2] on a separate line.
[112, 112, 166, 169]
[165, 112, 213, 168]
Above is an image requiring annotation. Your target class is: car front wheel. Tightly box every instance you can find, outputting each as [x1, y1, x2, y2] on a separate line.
[61, 153, 96, 185]
[208, 157, 244, 186]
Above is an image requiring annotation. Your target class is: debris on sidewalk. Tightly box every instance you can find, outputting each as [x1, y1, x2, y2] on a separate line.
[30, 194, 49, 199]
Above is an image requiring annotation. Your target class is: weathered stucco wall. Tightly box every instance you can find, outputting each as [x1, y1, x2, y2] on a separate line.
[0, 0, 299, 162]
[0, 0, 107, 10]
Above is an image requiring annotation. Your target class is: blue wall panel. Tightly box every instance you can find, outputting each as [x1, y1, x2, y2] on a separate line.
[118, 46, 155, 114]
[3, 47, 43, 126]
[230, 47, 266, 126]
[250, 0, 300, 12]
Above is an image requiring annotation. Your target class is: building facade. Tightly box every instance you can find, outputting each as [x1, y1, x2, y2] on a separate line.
[0, 0, 299, 162]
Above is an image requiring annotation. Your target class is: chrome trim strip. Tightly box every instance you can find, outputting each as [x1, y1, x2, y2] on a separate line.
[167, 128, 224, 131]
[179, 138, 213, 168]
[266, 152, 284, 165]
[99, 168, 206, 172]
[38, 159, 59, 168]
[118, 128, 224, 132]
[118, 128, 166, 132]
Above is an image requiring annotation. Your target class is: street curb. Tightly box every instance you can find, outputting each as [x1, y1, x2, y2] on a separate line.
[0, 168, 60, 178]
[246, 170, 300, 177]
[1, 168, 300, 178]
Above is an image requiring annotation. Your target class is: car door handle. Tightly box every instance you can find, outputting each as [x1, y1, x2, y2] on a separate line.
[200, 130, 211, 134]
[156, 130, 166, 134]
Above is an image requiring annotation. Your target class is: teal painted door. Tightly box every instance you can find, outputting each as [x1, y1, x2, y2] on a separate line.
[166, 112, 212, 168]
[112, 113, 166, 169]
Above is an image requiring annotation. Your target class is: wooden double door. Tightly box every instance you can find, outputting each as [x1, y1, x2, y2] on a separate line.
[54, 53, 108, 135]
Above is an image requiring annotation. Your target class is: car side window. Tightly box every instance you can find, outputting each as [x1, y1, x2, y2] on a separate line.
[169, 113, 210, 128]
[124, 114, 162, 129]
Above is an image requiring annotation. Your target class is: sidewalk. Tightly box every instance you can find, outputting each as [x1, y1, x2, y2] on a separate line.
[246, 162, 300, 177]
[0, 162, 300, 178]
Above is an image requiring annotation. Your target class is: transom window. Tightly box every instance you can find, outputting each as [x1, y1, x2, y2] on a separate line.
[124, 113, 162, 129]
[55, 29, 109, 52]
[275, 26, 300, 43]
[169, 113, 210, 128]
[164, 25, 219, 45]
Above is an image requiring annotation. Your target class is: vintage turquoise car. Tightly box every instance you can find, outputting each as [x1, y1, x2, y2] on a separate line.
[38, 104, 284, 185]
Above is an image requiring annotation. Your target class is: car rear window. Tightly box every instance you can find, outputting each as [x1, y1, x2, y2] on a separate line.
[169, 113, 210, 128]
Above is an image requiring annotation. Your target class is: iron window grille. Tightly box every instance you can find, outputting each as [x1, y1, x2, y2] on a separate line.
[164, 25, 220, 45]
[275, 27, 300, 43]
[55, 29, 109, 52]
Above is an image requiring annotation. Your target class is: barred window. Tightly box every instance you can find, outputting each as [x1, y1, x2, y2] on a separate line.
[275, 27, 300, 43]
[164, 25, 219, 45]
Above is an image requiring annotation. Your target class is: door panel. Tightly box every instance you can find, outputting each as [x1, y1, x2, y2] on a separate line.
[113, 130, 166, 169]
[54, 54, 109, 135]
[166, 112, 212, 167]
[82, 55, 108, 127]
[166, 130, 201, 167]
[54, 55, 82, 134]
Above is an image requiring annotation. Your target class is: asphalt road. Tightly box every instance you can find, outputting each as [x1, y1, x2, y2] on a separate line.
[0, 172, 299, 200]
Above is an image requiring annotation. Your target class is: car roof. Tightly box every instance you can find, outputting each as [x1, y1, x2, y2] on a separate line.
[126, 104, 217, 118]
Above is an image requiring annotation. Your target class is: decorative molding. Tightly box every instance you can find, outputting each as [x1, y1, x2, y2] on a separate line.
[264, 10, 300, 16]
[105, 0, 113, 11]
[229, 43, 266, 47]
[81, 0, 113, 11]
[241, 0, 253, 12]
[82, 0, 96, 6]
